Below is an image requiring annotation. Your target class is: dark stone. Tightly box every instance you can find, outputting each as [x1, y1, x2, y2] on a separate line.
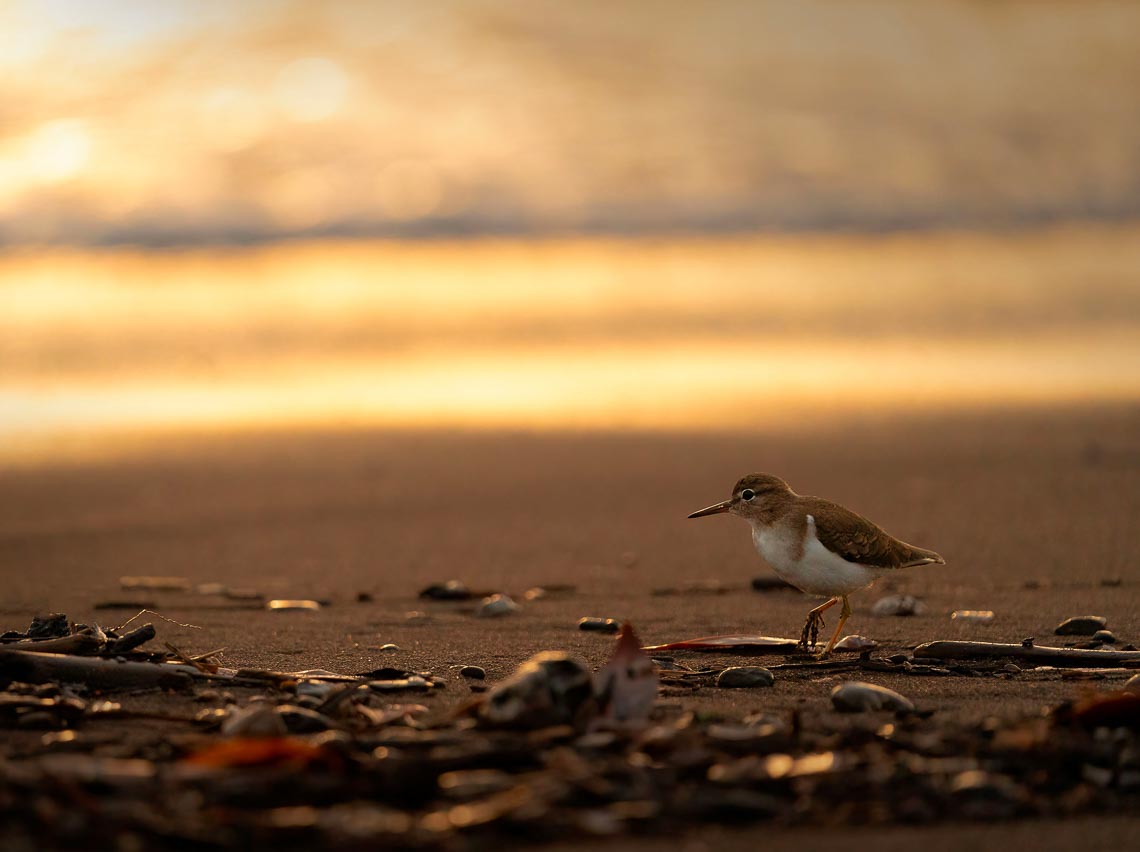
[459, 666, 486, 680]
[751, 576, 795, 592]
[1054, 616, 1108, 636]
[715, 666, 775, 688]
[578, 617, 620, 633]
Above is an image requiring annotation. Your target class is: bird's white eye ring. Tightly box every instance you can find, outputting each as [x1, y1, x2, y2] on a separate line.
[741, 489, 755, 501]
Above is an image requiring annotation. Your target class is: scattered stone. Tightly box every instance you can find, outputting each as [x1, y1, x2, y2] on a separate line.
[652, 579, 730, 596]
[523, 587, 547, 601]
[831, 681, 915, 713]
[220, 704, 288, 737]
[265, 599, 321, 612]
[27, 614, 70, 640]
[379, 644, 399, 652]
[478, 651, 593, 729]
[578, 617, 620, 633]
[1125, 674, 1140, 693]
[715, 667, 775, 689]
[356, 592, 374, 603]
[1003, 663, 1022, 673]
[871, 595, 926, 617]
[951, 610, 995, 624]
[1023, 579, 1042, 590]
[834, 635, 878, 652]
[1054, 615, 1108, 636]
[1092, 630, 1117, 644]
[419, 580, 473, 601]
[1100, 577, 1123, 587]
[120, 576, 190, 591]
[751, 576, 794, 592]
[475, 594, 520, 618]
[459, 666, 486, 680]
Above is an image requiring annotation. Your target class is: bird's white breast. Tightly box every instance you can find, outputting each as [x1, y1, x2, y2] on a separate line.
[751, 514, 881, 597]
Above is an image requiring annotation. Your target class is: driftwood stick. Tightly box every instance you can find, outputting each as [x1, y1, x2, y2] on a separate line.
[914, 640, 1140, 668]
[0, 649, 202, 691]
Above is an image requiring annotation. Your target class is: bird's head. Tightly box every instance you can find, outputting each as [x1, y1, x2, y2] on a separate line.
[687, 473, 794, 523]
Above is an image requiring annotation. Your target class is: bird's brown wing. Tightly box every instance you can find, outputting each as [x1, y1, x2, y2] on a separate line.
[802, 497, 943, 569]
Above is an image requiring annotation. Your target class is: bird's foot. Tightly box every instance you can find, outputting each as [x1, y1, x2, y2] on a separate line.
[798, 611, 826, 649]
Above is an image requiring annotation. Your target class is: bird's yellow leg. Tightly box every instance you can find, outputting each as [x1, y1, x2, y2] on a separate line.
[817, 595, 852, 658]
[799, 597, 838, 648]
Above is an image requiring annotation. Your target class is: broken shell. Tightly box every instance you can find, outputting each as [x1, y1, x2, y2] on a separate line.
[476, 594, 520, 618]
[834, 635, 878, 652]
[831, 681, 915, 713]
[951, 610, 995, 624]
[479, 651, 592, 729]
[266, 600, 321, 612]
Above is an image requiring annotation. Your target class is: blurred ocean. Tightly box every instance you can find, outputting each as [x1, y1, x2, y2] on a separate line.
[3, 225, 1138, 459]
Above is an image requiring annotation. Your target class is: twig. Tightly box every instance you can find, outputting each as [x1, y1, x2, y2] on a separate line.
[115, 609, 201, 632]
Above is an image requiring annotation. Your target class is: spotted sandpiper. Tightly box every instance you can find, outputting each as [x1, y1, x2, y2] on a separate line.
[688, 473, 944, 657]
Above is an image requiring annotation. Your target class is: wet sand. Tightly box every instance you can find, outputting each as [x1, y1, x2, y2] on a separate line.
[1, 403, 1138, 846]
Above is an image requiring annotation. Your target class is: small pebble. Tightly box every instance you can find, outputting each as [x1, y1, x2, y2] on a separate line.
[578, 617, 620, 633]
[1054, 615, 1108, 636]
[459, 665, 486, 680]
[379, 643, 399, 651]
[476, 593, 520, 618]
[356, 591, 374, 603]
[888, 653, 908, 665]
[1100, 577, 1123, 587]
[951, 610, 995, 624]
[871, 595, 926, 617]
[715, 666, 775, 688]
[834, 635, 878, 652]
[1003, 663, 1021, 674]
[1092, 630, 1116, 644]
[1023, 579, 1042, 590]
[523, 587, 547, 601]
[405, 611, 430, 623]
[831, 681, 915, 713]
[1124, 674, 1140, 693]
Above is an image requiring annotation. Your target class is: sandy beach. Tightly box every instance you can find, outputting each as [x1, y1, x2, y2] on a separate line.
[2, 404, 1138, 847]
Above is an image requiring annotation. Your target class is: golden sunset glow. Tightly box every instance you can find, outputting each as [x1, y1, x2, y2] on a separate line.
[1, 1, 1138, 461]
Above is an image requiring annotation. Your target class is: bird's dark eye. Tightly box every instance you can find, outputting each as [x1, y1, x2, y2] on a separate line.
[741, 489, 755, 501]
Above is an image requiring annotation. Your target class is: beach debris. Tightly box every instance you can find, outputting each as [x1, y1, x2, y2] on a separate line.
[524, 584, 577, 601]
[20, 613, 70, 640]
[715, 666, 774, 689]
[120, 576, 191, 591]
[751, 576, 795, 592]
[1092, 630, 1117, 644]
[379, 644, 399, 652]
[914, 639, 1140, 667]
[593, 624, 658, 728]
[183, 736, 341, 770]
[834, 634, 878, 652]
[1125, 674, 1140, 692]
[1054, 690, 1140, 730]
[642, 635, 799, 653]
[871, 595, 926, 616]
[419, 580, 474, 601]
[951, 610, 995, 624]
[221, 703, 289, 737]
[105, 623, 157, 654]
[578, 617, 620, 633]
[1054, 615, 1108, 635]
[266, 599, 322, 612]
[476, 594, 520, 618]
[478, 651, 593, 729]
[405, 610, 430, 623]
[0, 648, 199, 691]
[831, 681, 915, 713]
[459, 665, 486, 680]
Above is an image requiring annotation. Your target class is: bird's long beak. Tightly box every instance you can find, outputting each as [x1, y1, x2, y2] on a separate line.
[687, 499, 732, 519]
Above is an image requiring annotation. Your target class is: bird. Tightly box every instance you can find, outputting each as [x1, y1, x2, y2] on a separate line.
[688, 473, 944, 657]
